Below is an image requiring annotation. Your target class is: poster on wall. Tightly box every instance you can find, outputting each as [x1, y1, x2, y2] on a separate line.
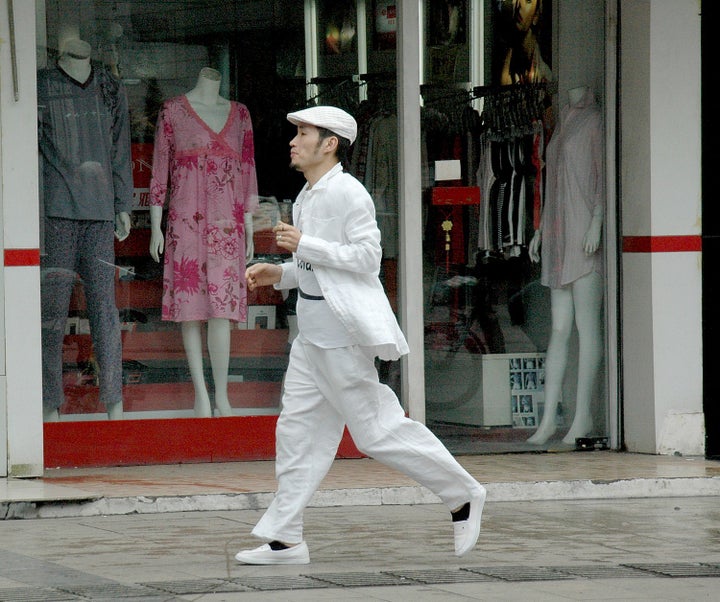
[492, 0, 553, 86]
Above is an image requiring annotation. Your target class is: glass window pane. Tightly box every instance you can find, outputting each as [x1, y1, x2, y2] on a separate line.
[37, 0, 307, 422]
[422, 0, 609, 453]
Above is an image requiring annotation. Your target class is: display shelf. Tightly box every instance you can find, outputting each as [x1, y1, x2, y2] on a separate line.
[59, 380, 281, 416]
[254, 229, 286, 255]
[62, 227, 292, 422]
[62, 328, 290, 364]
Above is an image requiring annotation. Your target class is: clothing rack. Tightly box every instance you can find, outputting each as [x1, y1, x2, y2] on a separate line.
[306, 73, 397, 113]
[473, 82, 556, 140]
[471, 80, 558, 99]
[306, 75, 363, 112]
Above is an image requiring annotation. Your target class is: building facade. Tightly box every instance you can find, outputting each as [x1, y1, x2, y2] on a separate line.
[0, 1, 704, 475]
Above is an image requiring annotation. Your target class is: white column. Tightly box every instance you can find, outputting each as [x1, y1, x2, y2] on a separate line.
[397, 1, 425, 420]
[0, 0, 44, 475]
[620, 0, 703, 455]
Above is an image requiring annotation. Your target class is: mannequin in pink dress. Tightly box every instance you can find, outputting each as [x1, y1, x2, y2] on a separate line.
[149, 67, 258, 418]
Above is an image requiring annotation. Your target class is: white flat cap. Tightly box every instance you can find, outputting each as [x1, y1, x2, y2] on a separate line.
[287, 106, 357, 144]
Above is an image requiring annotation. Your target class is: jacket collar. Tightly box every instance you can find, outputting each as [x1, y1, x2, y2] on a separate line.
[306, 161, 344, 191]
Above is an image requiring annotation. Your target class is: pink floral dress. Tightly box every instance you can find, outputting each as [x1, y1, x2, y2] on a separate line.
[149, 96, 258, 323]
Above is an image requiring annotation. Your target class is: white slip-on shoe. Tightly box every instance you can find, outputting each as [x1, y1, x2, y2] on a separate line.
[453, 486, 487, 557]
[235, 541, 310, 565]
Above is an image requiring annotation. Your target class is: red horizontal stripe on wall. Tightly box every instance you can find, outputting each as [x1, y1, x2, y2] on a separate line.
[622, 235, 702, 253]
[4, 248, 40, 266]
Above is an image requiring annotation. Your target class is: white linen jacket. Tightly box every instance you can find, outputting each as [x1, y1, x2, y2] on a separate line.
[275, 162, 409, 361]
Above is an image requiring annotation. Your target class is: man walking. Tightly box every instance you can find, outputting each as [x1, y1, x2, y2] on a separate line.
[236, 106, 486, 565]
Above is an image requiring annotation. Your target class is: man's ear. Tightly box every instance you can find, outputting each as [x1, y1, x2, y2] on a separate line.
[323, 135, 339, 153]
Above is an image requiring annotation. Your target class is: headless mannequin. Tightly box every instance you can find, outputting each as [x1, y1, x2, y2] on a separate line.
[526, 85, 604, 445]
[44, 38, 130, 422]
[149, 67, 254, 418]
[57, 39, 132, 244]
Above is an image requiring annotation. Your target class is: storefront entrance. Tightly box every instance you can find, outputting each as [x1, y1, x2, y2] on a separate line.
[37, 0, 615, 467]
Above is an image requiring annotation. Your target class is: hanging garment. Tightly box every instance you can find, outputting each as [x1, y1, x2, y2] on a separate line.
[540, 88, 604, 288]
[149, 96, 259, 322]
[37, 63, 133, 221]
[364, 113, 399, 258]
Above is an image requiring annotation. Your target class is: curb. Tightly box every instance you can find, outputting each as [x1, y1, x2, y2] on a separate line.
[5, 476, 720, 520]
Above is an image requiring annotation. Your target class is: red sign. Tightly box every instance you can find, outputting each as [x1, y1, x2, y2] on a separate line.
[431, 186, 481, 206]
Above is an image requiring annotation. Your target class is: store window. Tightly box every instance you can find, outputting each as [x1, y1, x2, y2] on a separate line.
[36, 1, 311, 423]
[35, 0, 612, 464]
[36, 0, 400, 431]
[421, 0, 611, 453]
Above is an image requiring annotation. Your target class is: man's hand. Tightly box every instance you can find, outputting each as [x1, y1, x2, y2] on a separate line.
[245, 262, 283, 291]
[274, 222, 300, 253]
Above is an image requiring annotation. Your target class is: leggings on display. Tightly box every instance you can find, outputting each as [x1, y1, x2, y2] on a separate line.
[41, 217, 123, 411]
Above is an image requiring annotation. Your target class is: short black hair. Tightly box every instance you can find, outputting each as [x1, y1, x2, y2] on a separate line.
[316, 126, 351, 164]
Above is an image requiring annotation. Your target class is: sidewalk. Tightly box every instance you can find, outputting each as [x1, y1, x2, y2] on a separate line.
[1, 451, 720, 601]
[2, 450, 720, 518]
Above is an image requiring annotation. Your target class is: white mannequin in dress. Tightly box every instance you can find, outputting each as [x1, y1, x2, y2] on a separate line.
[526, 85, 604, 445]
[58, 38, 132, 244]
[149, 67, 254, 418]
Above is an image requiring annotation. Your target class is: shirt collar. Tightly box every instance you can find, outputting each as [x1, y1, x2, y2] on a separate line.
[307, 161, 344, 192]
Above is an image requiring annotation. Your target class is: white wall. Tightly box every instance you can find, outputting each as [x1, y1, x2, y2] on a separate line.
[621, 0, 703, 455]
[0, 0, 44, 476]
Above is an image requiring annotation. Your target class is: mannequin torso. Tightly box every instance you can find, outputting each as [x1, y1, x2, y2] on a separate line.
[184, 67, 231, 133]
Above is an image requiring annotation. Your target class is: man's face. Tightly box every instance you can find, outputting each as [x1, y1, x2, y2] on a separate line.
[289, 124, 326, 173]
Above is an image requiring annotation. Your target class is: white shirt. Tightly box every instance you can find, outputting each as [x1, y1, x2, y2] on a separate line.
[275, 162, 409, 361]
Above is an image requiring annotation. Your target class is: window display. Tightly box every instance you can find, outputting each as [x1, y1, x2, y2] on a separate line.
[35, 0, 610, 464]
[422, 0, 608, 452]
[37, 1, 307, 421]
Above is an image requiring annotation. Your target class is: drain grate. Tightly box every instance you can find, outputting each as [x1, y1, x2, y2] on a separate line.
[462, 565, 575, 581]
[234, 575, 332, 591]
[140, 578, 252, 595]
[56, 583, 165, 598]
[550, 565, 652, 579]
[306, 571, 415, 588]
[621, 562, 720, 577]
[386, 568, 496, 584]
[0, 588, 78, 601]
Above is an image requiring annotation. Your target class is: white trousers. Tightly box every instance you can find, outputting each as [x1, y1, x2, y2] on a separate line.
[252, 337, 484, 544]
